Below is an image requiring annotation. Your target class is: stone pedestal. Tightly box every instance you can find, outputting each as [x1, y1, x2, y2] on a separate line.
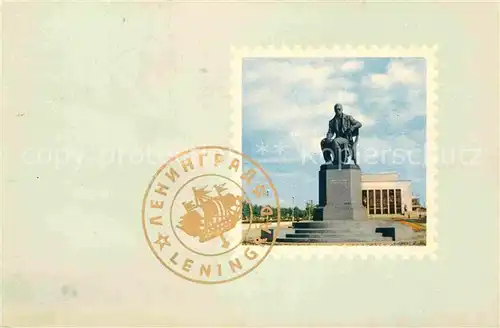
[315, 163, 368, 221]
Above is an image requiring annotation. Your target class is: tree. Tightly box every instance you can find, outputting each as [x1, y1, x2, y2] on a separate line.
[280, 207, 288, 221]
[252, 204, 261, 219]
[242, 201, 251, 221]
[305, 200, 315, 220]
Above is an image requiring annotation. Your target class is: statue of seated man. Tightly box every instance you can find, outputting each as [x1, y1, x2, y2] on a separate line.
[320, 103, 362, 165]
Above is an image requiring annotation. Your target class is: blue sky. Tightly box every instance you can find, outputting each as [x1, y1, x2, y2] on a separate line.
[242, 57, 427, 208]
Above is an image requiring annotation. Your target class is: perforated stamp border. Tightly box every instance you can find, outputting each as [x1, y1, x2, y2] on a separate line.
[230, 46, 438, 260]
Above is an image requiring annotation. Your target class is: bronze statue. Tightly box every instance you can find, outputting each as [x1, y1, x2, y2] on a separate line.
[320, 103, 362, 165]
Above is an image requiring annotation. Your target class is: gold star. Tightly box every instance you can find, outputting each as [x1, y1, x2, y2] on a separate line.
[154, 232, 171, 251]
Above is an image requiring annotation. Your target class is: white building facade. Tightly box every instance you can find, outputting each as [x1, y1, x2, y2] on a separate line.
[361, 173, 412, 217]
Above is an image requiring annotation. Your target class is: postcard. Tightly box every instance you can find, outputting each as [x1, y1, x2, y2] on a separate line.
[1, 2, 498, 327]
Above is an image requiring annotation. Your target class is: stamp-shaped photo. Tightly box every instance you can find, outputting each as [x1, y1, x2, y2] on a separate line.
[231, 46, 438, 259]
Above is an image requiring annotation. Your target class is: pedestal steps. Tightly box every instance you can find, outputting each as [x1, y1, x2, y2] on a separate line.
[285, 232, 387, 239]
[291, 221, 367, 229]
[264, 220, 397, 244]
[276, 235, 392, 243]
[290, 228, 353, 234]
[278, 226, 392, 243]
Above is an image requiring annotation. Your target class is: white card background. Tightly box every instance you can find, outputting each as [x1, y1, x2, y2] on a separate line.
[1, 2, 499, 326]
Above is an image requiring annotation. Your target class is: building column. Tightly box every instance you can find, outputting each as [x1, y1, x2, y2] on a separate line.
[366, 189, 370, 216]
[393, 189, 396, 214]
[379, 189, 383, 215]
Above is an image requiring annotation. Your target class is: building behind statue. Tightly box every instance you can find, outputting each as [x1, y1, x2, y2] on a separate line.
[361, 172, 424, 218]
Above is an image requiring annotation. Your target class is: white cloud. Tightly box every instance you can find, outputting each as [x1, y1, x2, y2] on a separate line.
[331, 90, 358, 104]
[363, 61, 426, 127]
[388, 62, 421, 84]
[342, 105, 376, 128]
[366, 94, 393, 106]
[340, 60, 364, 72]
[364, 60, 423, 89]
[244, 82, 366, 132]
[244, 60, 333, 89]
[373, 85, 425, 126]
[367, 74, 393, 89]
[244, 88, 362, 133]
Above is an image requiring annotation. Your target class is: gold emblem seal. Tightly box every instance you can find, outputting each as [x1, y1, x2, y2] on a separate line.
[142, 146, 280, 284]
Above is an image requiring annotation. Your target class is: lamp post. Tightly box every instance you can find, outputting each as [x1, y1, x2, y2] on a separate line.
[292, 196, 295, 223]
